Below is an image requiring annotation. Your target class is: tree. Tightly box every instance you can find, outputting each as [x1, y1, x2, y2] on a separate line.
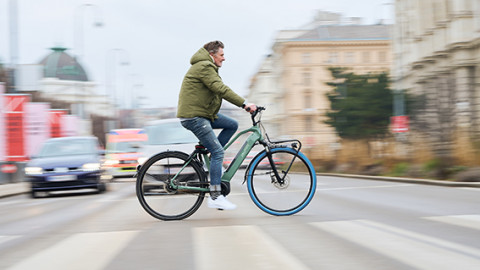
[324, 67, 393, 140]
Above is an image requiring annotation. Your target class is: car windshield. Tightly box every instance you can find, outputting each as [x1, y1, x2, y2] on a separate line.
[38, 138, 97, 157]
[146, 122, 197, 145]
[107, 141, 144, 153]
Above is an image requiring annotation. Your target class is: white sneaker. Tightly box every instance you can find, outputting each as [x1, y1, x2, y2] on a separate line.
[207, 195, 237, 210]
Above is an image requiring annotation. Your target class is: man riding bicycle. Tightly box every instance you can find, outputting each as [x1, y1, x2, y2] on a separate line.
[177, 40, 256, 210]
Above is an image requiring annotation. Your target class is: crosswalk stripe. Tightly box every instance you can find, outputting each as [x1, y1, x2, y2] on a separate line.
[7, 231, 139, 270]
[424, 215, 480, 231]
[0, 235, 20, 245]
[311, 220, 480, 270]
[193, 225, 309, 270]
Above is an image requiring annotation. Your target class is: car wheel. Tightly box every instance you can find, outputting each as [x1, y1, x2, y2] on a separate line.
[97, 183, 107, 193]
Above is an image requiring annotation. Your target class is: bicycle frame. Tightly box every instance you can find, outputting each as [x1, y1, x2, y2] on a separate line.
[222, 125, 262, 181]
[169, 124, 263, 192]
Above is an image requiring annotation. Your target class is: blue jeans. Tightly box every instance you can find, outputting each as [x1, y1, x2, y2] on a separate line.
[180, 114, 238, 188]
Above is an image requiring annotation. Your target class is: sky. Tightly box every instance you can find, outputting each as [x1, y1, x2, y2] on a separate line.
[0, 0, 393, 108]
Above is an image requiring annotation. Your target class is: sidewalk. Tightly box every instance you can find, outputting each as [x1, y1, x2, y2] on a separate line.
[1, 175, 479, 199]
[0, 182, 30, 198]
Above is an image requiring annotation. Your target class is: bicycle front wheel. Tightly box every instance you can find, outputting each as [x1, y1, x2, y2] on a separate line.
[136, 151, 208, 221]
[246, 147, 316, 216]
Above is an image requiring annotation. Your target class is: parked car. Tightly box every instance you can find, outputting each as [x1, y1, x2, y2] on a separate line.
[25, 136, 106, 198]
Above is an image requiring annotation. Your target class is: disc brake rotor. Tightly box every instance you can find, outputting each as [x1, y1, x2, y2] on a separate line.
[271, 172, 290, 189]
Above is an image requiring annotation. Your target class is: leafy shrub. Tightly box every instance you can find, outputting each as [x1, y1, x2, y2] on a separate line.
[391, 162, 409, 177]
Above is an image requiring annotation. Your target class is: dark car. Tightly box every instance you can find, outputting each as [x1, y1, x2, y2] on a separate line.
[25, 136, 106, 198]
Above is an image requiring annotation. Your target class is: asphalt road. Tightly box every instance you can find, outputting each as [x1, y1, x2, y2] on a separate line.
[1, 174, 479, 270]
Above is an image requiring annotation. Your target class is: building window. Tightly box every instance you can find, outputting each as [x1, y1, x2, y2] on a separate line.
[305, 116, 313, 132]
[328, 52, 338, 63]
[362, 51, 370, 63]
[378, 51, 387, 63]
[302, 53, 311, 64]
[345, 52, 355, 63]
[304, 92, 312, 109]
[303, 72, 311, 86]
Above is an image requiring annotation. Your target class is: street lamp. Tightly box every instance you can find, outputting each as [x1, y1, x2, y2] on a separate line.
[74, 3, 103, 61]
[106, 48, 130, 126]
[387, 1, 405, 117]
[129, 73, 143, 110]
[8, 0, 19, 92]
[73, 3, 103, 118]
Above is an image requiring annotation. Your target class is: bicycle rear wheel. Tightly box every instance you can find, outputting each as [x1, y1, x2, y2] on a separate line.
[136, 151, 208, 221]
[246, 147, 316, 216]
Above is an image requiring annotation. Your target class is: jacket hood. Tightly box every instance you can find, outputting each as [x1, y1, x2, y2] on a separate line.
[190, 48, 214, 66]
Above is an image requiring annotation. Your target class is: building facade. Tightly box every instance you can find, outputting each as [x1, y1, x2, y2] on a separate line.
[36, 47, 114, 119]
[393, 0, 480, 164]
[249, 12, 392, 161]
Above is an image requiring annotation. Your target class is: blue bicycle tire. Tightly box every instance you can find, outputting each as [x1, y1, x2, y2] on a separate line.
[246, 147, 316, 216]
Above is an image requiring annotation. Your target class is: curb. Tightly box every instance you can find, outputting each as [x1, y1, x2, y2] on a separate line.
[319, 173, 480, 188]
[0, 182, 29, 199]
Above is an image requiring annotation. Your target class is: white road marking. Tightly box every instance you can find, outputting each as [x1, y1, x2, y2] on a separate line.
[7, 230, 139, 270]
[0, 235, 20, 245]
[311, 220, 480, 270]
[193, 225, 309, 270]
[424, 215, 480, 231]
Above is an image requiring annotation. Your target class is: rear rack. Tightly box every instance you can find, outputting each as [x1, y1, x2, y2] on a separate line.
[266, 138, 302, 153]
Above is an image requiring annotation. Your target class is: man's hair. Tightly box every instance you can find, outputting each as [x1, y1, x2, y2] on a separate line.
[204, 40, 224, 55]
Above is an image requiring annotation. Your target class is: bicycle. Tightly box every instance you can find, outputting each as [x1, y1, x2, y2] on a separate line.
[135, 107, 317, 220]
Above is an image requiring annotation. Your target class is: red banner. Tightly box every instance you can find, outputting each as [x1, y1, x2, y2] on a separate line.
[49, 110, 68, 138]
[0, 84, 5, 161]
[25, 103, 51, 157]
[4, 94, 30, 161]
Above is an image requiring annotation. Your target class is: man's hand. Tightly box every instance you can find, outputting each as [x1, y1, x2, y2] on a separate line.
[244, 103, 257, 114]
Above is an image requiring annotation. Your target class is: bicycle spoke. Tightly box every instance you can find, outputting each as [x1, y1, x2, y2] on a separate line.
[136, 152, 207, 220]
[247, 148, 316, 215]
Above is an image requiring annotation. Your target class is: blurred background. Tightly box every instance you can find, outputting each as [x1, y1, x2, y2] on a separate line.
[1, 0, 479, 183]
[1, 2, 480, 270]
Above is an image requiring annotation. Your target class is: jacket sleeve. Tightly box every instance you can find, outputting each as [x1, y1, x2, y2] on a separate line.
[198, 64, 245, 107]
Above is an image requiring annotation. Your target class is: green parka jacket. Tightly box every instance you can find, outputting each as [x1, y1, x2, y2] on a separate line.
[177, 47, 245, 121]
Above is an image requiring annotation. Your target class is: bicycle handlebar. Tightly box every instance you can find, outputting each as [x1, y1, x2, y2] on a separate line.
[250, 106, 266, 125]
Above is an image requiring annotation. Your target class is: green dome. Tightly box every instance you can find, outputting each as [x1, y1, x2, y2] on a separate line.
[39, 47, 88, 81]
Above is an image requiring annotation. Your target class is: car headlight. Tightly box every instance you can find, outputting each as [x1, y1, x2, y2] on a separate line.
[25, 167, 43, 175]
[103, 159, 120, 166]
[82, 163, 101, 171]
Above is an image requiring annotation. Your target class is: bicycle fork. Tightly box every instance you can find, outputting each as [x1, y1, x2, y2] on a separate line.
[266, 150, 290, 185]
